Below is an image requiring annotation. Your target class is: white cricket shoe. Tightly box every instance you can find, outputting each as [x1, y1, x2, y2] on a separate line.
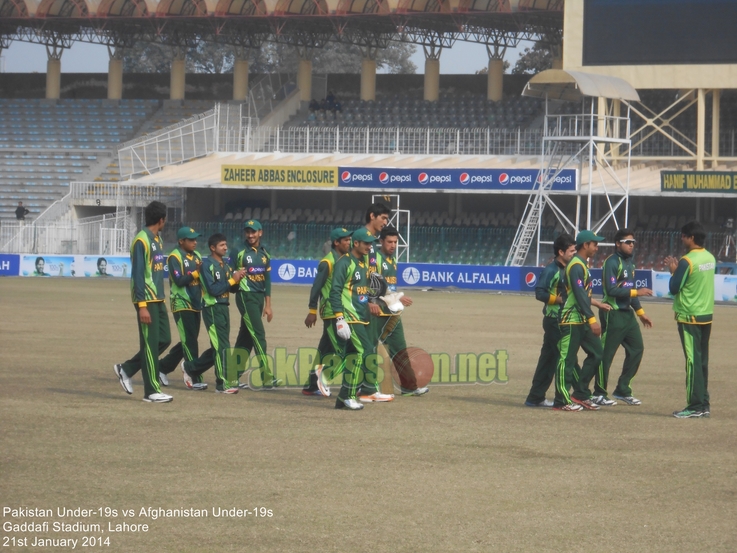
[181, 361, 193, 389]
[315, 365, 331, 397]
[114, 364, 133, 395]
[143, 393, 173, 403]
[158, 372, 169, 387]
[335, 398, 364, 410]
[358, 392, 395, 403]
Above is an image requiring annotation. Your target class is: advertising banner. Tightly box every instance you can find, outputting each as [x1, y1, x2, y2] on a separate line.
[0, 254, 19, 276]
[270, 259, 319, 285]
[397, 263, 521, 291]
[221, 165, 338, 187]
[337, 167, 577, 191]
[661, 171, 737, 194]
[81, 256, 132, 278]
[19, 255, 75, 277]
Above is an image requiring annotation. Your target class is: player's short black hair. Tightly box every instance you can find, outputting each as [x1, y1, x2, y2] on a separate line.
[97, 257, 107, 269]
[681, 220, 706, 247]
[553, 233, 575, 257]
[208, 233, 227, 250]
[613, 228, 635, 243]
[380, 226, 399, 240]
[144, 201, 167, 227]
[365, 203, 391, 223]
[35, 256, 44, 266]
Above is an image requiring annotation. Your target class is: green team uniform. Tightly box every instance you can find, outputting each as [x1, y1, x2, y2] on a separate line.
[184, 257, 240, 391]
[234, 244, 275, 386]
[554, 254, 603, 407]
[303, 250, 341, 393]
[595, 251, 647, 398]
[330, 251, 379, 400]
[669, 248, 715, 413]
[120, 228, 171, 398]
[526, 259, 567, 405]
[159, 247, 204, 382]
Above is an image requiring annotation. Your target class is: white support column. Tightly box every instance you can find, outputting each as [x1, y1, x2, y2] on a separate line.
[233, 56, 249, 101]
[361, 57, 377, 102]
[712, 89, 721, 168]
[107, 46, 123, 100]
[423, 45, 441, 102]
[45, 45, 63, 100]
[297, 58, 312, 102]
[170, 48, 186, 101]
[697, 88, 705, 170]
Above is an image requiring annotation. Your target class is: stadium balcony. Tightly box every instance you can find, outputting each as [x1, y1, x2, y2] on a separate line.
[0, 99, 159, 220]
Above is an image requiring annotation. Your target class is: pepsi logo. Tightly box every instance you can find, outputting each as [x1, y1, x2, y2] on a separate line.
[525, 272, 537, 287]
[379, 172, 389, 185]
[341, 171, 351, 183]
[460, 172, 470, 185]
[499, 173, 509, 185]
[418, 172, 429, 185]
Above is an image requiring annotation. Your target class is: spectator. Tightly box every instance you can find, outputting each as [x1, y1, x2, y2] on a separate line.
[15, 201, 30, 220]
[309, 99, 320, 112]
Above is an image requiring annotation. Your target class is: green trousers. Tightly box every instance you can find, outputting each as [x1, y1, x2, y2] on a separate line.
[121, 301, 171, 397]
[554, 323, 603, 406]
[526, 316, 560, 404]
[678, 322, 711, 411]
[160, 310, 203, 383]
[184, 304, 234, 391]
[330, 322, 379, 400]
[595, 309, 644, 397]
[235, 292, 274, 385]
[304, 319, 338, 392]
[370, 314, 417, 390]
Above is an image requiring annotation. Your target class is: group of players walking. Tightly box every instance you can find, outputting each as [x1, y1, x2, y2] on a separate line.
[525, 222, 715, 418]
[113, 201, 427, 410]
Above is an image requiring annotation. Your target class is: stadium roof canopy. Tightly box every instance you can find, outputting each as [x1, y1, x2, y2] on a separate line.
[0, 0, 563, 50]
[521, 69, 640, 103]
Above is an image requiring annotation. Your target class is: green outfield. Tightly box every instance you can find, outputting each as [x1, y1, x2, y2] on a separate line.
[1, 278, 736, 553]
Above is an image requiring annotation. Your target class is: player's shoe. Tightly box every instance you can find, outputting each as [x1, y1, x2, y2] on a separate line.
[552, 403, 583, 411]
[302, 389, 324, 397]
[216, 387, 239, 394]
[335, 398, 364, 410]
[114, 364, 133, 395]
[263, 378, 284, 390]
[524, 398, 554, 407]
[612, 394, 641, 405]
[401, 386, 429, 397]
[315, 365, 331, 397]
[703, 405, 710, 417]
[358, 392, 395, 403]
[180, 361, 194, 389]
[158, 372, 169, 387]
[142, 393, 173, 403]
[672, 408, 706, 418]
[191, 382, 208, 391]
[572, 397, 600, 410]
[591, 395, 617, 406]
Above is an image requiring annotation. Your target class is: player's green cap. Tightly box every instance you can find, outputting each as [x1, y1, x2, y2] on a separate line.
[575, 229, 605, 246]
[352, 228, 378, 243]
[177, 226, 201, 240]
[330, 227, 352, 242]
[243, 219, 262, 231]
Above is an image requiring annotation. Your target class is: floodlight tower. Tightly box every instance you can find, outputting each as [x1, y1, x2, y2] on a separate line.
[506, 70, 640, 266]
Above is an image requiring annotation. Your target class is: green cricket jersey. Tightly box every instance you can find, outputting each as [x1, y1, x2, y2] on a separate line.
[200, 257, 238, 307]
[236, 245, 271, 295]
[535, 259, 566, 318]
[168, 247, 203, 312]
[374, 250, 398, 317]
[330, 252, 370, 325]
[560, 254, 596, 325]
[602, 252, 644, 314]
[308, 250, 339, 320]
[669, 247, 715, 323]
[130, 228, 166, 306]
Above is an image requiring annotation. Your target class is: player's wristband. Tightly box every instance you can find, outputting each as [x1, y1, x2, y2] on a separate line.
[635, 308, 645, 316]
[334, 311, 343, 318]
[191, 270, 199, 279]
[630, 289, 638, 297]
[137, 302, 148, 308]
[228, 277, 236, 286]
[547, 294, 557, 305]
[587, 317, 597, 325]
[308, 309, 317, 315]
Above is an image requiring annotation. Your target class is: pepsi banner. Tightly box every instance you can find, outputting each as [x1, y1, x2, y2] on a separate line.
[337, 167, 577, 191]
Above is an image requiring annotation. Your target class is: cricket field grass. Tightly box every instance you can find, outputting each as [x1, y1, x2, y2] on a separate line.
[1, 278, 736, 552]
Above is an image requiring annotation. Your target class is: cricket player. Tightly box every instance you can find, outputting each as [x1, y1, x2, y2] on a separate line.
[329, 228, 393, 410]
[553, 230, 610, 412]
[593, 228, 653, 406]
[524, 233, 576, 408]
[158, 226, 206, 390]
[113, 201, 172, 403]
[182, 233, 246, 394]
[302, 227, 353, 397]
[665, 221, 716, 418]
[234, 219, 278, 389]
[371, 226, 428, 396]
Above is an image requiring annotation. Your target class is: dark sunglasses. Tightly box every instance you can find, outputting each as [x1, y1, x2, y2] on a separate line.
[619, 239, 636, 245]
